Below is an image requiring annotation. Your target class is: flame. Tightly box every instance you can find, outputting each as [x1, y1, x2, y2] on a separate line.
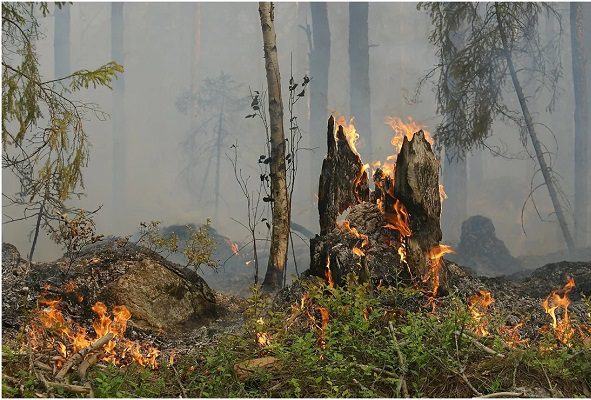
[335, 115, 360, 156]
[543, 277, 575, 345]
[64, 280, 77, 293]
[30, 298, 162, 370]
[324, 256, 334, 288]
[498, 322, 528, 348]
[383, 199, 412, 237]
[337, 220, 370, 257]
[225, 239, 240, 256]
[439, 184, 447, 203]
[425, 244, 454, 298]
[385, 116, 433, 155]
[468, 289, 495, 337]
[317, 306, 330, 348]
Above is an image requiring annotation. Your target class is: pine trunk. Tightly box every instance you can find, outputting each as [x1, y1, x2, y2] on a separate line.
[349, 2, 372, 157]
[259, 2, 290, 291]
[495, 3, 575, 252]
[309, 2, 330, 224]
[571, 3, 589, 248]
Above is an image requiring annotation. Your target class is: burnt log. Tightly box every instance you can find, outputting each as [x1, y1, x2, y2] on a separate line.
[318, 115, 369, 235]
[393, 131, 443, 290]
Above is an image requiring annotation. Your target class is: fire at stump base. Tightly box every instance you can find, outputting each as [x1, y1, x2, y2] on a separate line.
[310, 117, 447, 293]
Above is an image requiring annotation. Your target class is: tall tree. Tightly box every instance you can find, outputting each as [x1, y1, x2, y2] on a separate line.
[259, 2, 290, 291]
[309, 2, 330, 217]
[54, 3, 69, 79]
[348, 2, 372, 156]
[571, 3, 589, 248]
[111, 3, 126, 226]
[420, 2, 575, 252]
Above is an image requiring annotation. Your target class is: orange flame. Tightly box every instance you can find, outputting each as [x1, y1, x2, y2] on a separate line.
[337, 220, 370, 257]
[383, 199, 412, 237]
[468, 289, 495, 337]
[385, 116, 433, 155]
[324, 256, 334, 288]
[543, 277, 575, 345]
[498, 322, 528, 348]
[225, 239, 240, 257]
[31, 297, 161, 370]
[425, 244, 454, 298]
[335, 115, 360, 157]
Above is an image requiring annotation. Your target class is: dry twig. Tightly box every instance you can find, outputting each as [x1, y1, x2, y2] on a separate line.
[478, 391, 525, 398]
[55, 332, 114, 380]
[454, 331, 505, 358]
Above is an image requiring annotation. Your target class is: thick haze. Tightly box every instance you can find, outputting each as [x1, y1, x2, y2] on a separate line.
[3, 2, 590, 267]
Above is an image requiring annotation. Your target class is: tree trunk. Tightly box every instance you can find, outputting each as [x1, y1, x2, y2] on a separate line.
[442, 149, 466, 244]
[571, 3, 589, 248]
[348, 2, 372, 157]
[259, 2, 290, 291]
[111, 3, 127, 227]
[441, 21, 467, 244]
[495, 3, 575, 252]
[309, 2, 330, 226]
[54, 3, 70, 79]
[214, 99, 224, 222]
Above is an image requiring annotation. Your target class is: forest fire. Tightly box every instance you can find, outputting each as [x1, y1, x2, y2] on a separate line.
[468, 289, 495, 337]
[30, 297, 161, 370]
[225, 238, 240, 256]
[543, 277, 575, 345]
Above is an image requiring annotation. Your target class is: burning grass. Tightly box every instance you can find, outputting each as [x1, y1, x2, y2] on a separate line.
[3, 275, 590, 398]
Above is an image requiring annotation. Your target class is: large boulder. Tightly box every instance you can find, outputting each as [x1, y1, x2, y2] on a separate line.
[452, 215, 523, 276]
[2, 240, 216, 333]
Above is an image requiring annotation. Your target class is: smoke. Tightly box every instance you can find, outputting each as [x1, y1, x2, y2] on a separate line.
[3, 2, 589, 272]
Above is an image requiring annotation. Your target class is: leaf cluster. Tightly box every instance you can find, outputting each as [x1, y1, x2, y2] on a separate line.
[418, 2, 562, 159]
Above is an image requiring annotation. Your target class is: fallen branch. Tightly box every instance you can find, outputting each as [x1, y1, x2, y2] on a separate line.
[454, 331, 505, 358]
[34, 361, 53, 373]
[55, 332, 114, 381]
[460, 371, 482, 397]
[171, 364, 187, 398]
[478, 391, 525, 398]
[45, 381, 91, 394]
[78, 352, 100, 381]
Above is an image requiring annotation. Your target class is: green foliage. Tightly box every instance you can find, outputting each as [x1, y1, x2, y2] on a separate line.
[136, 220, 218, 271]
[2, 2, 122, 258]
[417, 2, 562, 157]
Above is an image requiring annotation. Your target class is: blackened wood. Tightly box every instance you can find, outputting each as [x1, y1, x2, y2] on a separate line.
[393, 130, 442, 283]
[318, 116, 369, 235]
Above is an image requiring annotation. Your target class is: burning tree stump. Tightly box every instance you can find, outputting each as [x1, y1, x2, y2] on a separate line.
[310, 119, 447, 293]
[393, 131, 445, 293]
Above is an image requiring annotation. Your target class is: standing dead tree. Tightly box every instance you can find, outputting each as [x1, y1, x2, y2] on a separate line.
[418, 2, 575, 252]
[259, 2, 290, 291]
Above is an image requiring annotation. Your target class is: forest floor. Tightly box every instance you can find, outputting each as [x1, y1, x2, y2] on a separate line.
[2, 265, 591, 398]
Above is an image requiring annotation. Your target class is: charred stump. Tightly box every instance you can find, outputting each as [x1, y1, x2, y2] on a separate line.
[310, 119, 446, 293]
[318, 115, 369, 235]
[393, 131, 444, 291]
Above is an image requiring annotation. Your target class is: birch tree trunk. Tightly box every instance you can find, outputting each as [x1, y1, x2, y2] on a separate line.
[571, 3, 589, 248]
[349, 2, 372, 156]
[495, 3, 575, 252]
[259, 2, 290, 291]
